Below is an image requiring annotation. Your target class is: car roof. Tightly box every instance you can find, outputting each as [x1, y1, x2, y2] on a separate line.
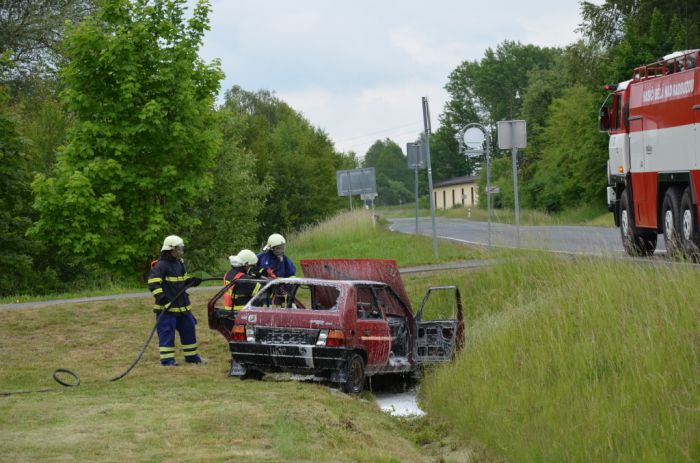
[271, 277, 388, 287]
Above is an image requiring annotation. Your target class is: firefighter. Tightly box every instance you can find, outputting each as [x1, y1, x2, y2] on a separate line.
[257, 233, 296, 307]
[257, 233, 296, 279]
[223, 249, 263, 315]
[223, 249, 263, 377]
[147, 235, 203, 366]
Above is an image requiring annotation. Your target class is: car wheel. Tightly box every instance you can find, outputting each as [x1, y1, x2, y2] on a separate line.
[680, 187, 700, 260]
[341, 353, 365, 394]
[662, 186, 683, 257]
[241, 369, 265, 381]
[619, 189, 656, 256]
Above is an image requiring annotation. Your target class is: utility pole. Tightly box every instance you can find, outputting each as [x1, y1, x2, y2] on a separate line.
[422, 97, 439, 259]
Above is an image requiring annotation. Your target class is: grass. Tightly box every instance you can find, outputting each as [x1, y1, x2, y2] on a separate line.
[421, 253, 700, 462]
[4, 210, 695, 461]
[378, 203, 614, 227]
[288, 209, 490, 267]
[0, 290, 482, 462]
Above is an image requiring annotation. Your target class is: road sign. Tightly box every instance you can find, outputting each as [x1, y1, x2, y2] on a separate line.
[486, 186, 500, 194]
[336, 168, 377, 196]
[497, 120, 527, 149]
[406, 142, 425, 169]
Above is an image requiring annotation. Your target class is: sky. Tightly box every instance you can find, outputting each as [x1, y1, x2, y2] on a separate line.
[194, 1, 589, 158]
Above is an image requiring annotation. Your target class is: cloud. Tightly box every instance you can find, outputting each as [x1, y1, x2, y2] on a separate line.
[193, 0, 587, 157]
[279, 82, 447, 155]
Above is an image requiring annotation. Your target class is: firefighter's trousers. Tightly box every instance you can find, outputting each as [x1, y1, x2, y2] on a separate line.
[156, 311, 202, 365]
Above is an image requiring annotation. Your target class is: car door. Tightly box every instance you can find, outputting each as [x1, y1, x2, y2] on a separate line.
[353, 285, 391, 372]
[414, 285, 464, 364]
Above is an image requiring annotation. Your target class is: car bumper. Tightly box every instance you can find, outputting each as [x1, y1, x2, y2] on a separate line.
[230, 342, 352, 373]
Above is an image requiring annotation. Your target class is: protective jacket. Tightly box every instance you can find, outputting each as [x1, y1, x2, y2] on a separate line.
[223, 266, 263, 310]
[148, 252, 195, 313]
[257, 251, 296, 279]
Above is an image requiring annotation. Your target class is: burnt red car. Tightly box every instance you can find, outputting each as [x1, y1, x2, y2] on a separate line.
[207, 259, 463, 393]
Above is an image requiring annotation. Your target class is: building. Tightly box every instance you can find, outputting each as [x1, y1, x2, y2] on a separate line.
[433, 175, 479, 210]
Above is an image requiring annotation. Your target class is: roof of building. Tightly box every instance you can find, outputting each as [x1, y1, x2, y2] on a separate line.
[434, 175, 480, 188]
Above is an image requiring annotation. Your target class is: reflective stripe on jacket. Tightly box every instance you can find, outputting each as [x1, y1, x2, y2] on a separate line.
[148, 253, 193, 312]
[223, 267, 262, 311]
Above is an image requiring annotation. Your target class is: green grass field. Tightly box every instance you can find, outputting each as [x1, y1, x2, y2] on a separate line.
[2, 210, 697, 461]
[423, 253, 700, 462]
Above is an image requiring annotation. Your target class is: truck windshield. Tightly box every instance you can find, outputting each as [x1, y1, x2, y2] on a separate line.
[250, 283, 341, 311]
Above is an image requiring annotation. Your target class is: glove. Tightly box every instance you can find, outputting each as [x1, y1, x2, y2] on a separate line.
[188, 277, 202, 287]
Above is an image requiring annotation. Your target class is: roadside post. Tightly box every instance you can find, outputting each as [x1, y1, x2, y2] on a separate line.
[497, 120, 526, 248]
[336, 168, 377, 212]
[457, 123, 492, 247]
[422, 97, 439, 259]
[406, 142, 426, 235]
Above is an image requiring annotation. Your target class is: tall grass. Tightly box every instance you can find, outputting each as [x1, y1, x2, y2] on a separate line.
[289, 210, 487, 267]
[422, 253, 700, 461]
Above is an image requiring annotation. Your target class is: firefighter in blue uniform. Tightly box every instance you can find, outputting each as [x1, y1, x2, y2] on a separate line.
[148, 235, 203, 366]
[257, 233, 296, 279]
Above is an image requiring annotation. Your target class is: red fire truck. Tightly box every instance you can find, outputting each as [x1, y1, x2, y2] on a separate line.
[600, 49, 700, 257]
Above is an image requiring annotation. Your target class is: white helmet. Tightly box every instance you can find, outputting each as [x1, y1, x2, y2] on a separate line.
[264, 233, 286, 250]
[229, 255, 241, 267]
[236, 249, 258, 266]
[161, 235, 184, 251]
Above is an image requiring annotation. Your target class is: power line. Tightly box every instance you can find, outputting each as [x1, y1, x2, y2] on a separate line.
[337, 128, 425, 151]
[333, 121, 423, 144]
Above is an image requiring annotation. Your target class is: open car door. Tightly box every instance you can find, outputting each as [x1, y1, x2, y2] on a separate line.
[414, 285, 464, 364]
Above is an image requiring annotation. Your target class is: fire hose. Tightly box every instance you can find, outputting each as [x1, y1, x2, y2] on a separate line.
[2, 276, 221, 397]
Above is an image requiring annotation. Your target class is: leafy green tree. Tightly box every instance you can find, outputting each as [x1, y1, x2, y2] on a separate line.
[32, 0, 223, 277]
[181, 108, 271, 273]
[581, 1, 700, 82]
[222, 86, 346, 237]
[428, 126, 472, 182]
[0, 0, 93, 81]
[363, 139, 413, 205]
[524, 85, 608, 212]
[445, 41, 560, 126]
[0, 74, 35, 295]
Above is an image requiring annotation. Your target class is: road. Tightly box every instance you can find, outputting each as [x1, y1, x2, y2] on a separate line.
[388, 217, 668, 256]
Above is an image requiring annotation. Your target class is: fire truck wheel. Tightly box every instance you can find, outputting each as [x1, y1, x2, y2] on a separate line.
[680, 188, 700, 260]
[619, 189, 656, 256]
[662, 186, 684, 257]
[341, 353, 366, 394]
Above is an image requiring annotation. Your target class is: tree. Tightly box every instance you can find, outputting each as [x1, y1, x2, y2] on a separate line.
[363, 139, 413, 205]
[0, 69, 35, 295]
[524, 85, 608, 212]
[580, 1, 700, 83]
[181, 108, 271, 272]
[0, 0, 93, 81]
[32, 0, 223, 277]
[222, 86, 347, 237]
[445, 41, 560, 126]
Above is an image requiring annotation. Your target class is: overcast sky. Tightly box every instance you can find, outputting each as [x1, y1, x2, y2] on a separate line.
[195, 1, 589, 157]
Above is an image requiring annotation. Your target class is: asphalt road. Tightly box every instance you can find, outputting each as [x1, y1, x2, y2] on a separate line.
[388, 217, 668, 256]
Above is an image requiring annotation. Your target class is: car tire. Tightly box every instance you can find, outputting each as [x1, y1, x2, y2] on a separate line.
[341, 353, 365, 394]
[241, 369, 265, 381]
